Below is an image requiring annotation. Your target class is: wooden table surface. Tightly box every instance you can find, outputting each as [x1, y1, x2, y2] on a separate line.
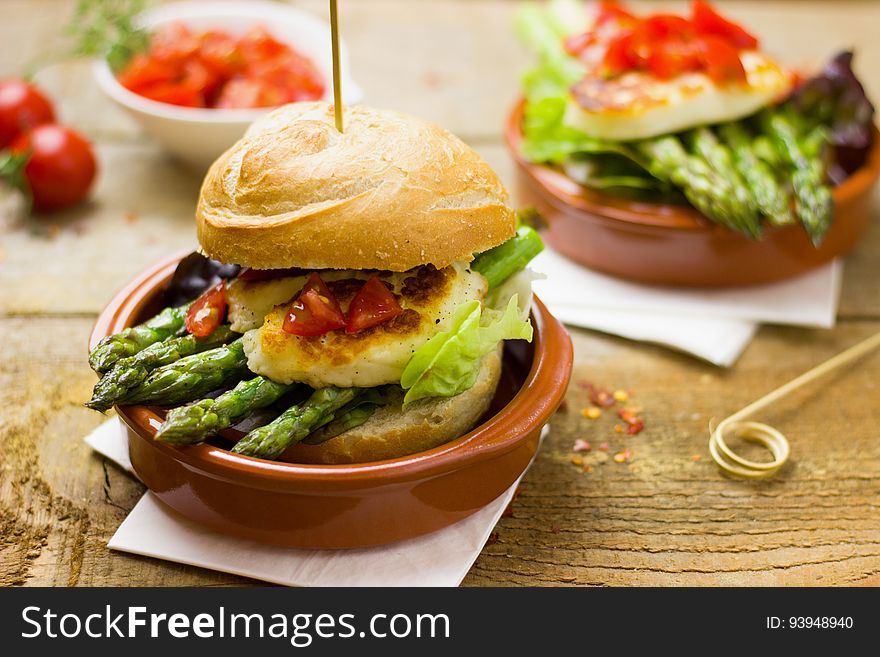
[2, 0, 879, 587]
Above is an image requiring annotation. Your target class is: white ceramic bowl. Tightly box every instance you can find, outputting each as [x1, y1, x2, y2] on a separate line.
[93, 0, 362, 169]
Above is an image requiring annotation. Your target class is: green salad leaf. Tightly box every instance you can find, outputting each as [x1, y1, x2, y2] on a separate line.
[400, 294, 533, 407]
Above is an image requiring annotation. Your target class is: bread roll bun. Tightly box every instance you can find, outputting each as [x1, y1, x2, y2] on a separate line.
[197, 102, 516, 271]
[282, 349, 502, 464]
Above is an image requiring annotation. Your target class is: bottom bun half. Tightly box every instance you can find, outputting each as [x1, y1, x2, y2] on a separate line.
[281, 350, 503, 464]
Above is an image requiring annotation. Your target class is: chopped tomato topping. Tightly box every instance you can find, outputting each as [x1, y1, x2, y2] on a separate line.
[185, 280, 227, 337]
[595, 0, 636, 27]
[601, 31, 637, 77]
[282, 273, 346, 337]
[116, 23, 324, 108]
[568, 1, 757, 83]
[346, 276, 404, 334]
[647, 39, 701, 80]
[691, 0, 758, 50]
[697, 35, 747, 83]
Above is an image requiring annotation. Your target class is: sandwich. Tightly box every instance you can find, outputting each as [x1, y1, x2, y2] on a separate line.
[87, 101, 544, 464]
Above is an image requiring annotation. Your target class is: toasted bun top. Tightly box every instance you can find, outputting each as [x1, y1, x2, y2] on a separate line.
[196, 102, 516, 271]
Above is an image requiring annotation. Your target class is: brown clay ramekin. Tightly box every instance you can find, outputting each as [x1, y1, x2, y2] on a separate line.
[89, 253, 573, 549]
[506, 99, 880, 287]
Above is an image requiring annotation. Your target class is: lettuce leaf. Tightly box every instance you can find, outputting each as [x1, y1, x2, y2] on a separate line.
[400, 294, 533, 407]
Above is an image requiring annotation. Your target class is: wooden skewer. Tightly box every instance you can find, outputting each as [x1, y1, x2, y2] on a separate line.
[329, 0, 343, 133]
[709, 331, 880, 479]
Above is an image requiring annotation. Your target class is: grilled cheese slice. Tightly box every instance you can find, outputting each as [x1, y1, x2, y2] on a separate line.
[564, 50, 792, 141]
[234, 263, 487, 389]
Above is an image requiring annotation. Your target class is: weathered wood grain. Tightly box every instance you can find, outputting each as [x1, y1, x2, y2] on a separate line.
[1, 0, 879, 587]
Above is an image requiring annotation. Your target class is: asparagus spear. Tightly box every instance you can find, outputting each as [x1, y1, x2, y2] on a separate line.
[760, 111, 833, 243]
[120, 339, 248, 407]
[471, 225, 544, 288]
[154, 375, 295, 445]
[718, 122, 795, 227]
[86, 325, 239, 412]
[232, 387, 361, 459]
[636, 136, 755, 235]
[688, 127, 762, 237]
[89, 304, 189, 374]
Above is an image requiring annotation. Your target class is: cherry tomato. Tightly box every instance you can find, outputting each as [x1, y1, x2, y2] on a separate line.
[692, 0, 758, 50]
[185, 280, 228, 337]
[697, 35, 747, 83]
[282, 273, 346, 337]
[9, 124, 97, 212]
[346, 276, 403, 334]
[0, 79, 55, 148]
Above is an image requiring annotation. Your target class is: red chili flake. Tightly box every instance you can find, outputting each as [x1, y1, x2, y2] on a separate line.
[573, 439, 592, 453]
[586, 383, 616, 408]
[614, 424, 625, 434]
[501, 486, 521, 517]
[598, 442, 610, 452]
[617, 408, 646, 435]
[625, 418, 645, 435]
[582, 464, 594, 474]
[613, 448, 633, 464]
[691, 454, 702, 462]
[486, 532, 500, 545]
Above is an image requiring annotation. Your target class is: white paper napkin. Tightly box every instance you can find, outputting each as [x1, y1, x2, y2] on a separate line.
[87, 418, 531, 587]
[532, 249, 842, 366]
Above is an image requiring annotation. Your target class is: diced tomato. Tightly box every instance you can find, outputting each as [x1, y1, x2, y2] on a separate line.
[595, 1, 636, 27]
[117, 54, 177, 91]
[697, 35, 747, 83]
[642, 14, 693, 39]
[134, 81, 204, 107]
[185, 281, 228, 337]
[150, 23, 200, 63]
[115, 21, 325, 109]
[692, 0, 758, 49]
[282, 273, 346, 337]
[238, 26, 289, 61]
[564, 31, 596, 57]
[346, 276, 404, 335]
[647, 38, 701, 79]
[601, 31, 637, 77]
[196, 30, 246, 77]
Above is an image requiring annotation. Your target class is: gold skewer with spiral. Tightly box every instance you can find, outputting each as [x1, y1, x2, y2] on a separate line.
[710, 331, 880, 479]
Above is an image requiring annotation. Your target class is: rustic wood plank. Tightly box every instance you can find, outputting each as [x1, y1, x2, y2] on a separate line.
[1, 0, 879, 587]
[3, 316, 878, 586]
[464, 321, 880, 586]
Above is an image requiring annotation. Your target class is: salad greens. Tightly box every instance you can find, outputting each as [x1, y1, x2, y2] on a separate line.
[516, 0, 875, 242]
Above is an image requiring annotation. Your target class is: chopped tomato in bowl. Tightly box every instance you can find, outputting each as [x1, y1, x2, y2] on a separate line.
[117, 23, 325, 109]
[91, 1, 362, 169]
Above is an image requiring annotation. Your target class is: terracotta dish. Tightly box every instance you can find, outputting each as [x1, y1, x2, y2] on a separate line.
[506, 99, 880, 287]
[89, 254, 573, 549]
